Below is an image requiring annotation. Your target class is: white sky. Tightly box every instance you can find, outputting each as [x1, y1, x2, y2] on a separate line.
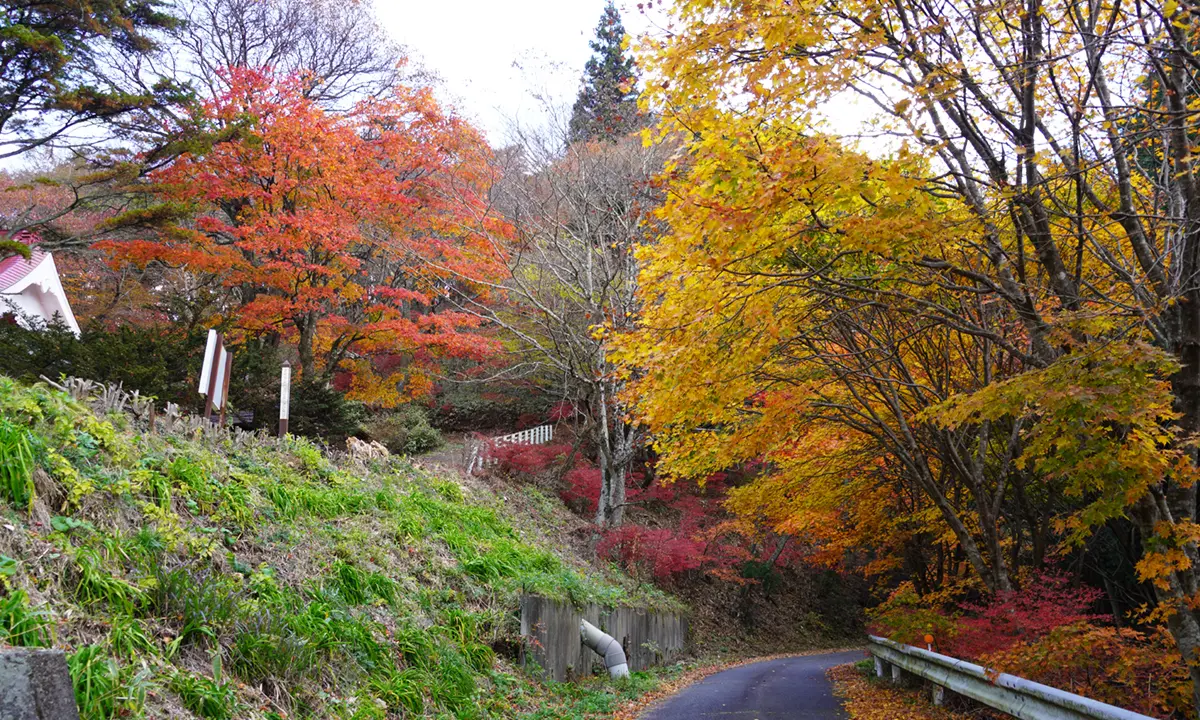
[372, 0, 659, 145]
[1, 0, 874, 171]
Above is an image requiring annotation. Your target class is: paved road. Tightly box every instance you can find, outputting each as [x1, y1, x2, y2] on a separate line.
[641, 650, 866, 720]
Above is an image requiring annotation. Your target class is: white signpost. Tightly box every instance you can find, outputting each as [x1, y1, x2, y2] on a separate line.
[211, 347, 228, 411]
[198, 329, 218, 394]
[218, 349, 233, 425]
[198, 330, 233, 425]
[279, 361, 291, 437]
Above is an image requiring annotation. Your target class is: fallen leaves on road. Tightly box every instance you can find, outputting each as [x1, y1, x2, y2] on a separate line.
[829, 663, 972, 720]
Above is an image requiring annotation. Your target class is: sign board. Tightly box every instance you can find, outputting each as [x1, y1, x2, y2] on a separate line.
[211, 347, 228, 410]
[198, 329, 218, 395]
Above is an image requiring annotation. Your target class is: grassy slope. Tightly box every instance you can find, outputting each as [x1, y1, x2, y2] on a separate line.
[0, 377, 680, 719]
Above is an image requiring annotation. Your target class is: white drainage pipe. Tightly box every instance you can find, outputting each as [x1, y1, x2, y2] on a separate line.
[580, 619, 629, 679]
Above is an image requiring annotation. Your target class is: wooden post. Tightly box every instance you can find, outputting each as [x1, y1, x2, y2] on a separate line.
[279, 361, 291, 437]
[202, 332, 223, 422]
[217, 350, 233, 426]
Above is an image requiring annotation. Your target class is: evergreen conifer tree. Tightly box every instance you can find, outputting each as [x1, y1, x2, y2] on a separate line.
[569, 2, 642, 143]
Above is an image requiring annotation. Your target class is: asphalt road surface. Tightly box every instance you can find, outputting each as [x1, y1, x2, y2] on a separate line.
[641, 650, 866, 720]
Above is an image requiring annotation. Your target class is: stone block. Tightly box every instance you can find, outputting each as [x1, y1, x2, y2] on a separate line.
[0, 649, 80, 720]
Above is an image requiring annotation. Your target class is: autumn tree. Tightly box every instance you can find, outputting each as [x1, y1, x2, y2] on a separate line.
[627, 0, 1200, 706]
[569, 2, 643, 144]
[456, 119, 669, 527]
[169, 0, 405, 106]
[104, 68, 504, 404]
[615, 133, 1042, 591]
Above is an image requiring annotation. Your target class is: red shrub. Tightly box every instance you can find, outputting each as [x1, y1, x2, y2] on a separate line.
[561, 466, 601, 514]
[488, 442, 573, 476]
[549, 401, 576, 421]
[597, 524, 708, 580]
[870, 571, 1105, 660]
[498, 445, 773, 586]
[594, 471, 757, 582]
[947, 571, 1103, 658]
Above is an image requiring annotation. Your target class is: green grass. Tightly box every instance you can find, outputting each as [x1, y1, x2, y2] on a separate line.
[0, 375, 677, 719]
[69, 644, 152, 720]
[0, 417, 35, 508]
[0, 589, 52, 647]
[511, 665, 683, 719]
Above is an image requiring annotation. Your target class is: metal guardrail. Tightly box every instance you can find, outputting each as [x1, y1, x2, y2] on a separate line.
[867, 635, 1157, 720]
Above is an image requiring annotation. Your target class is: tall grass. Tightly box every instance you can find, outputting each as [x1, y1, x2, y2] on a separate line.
[0, 590, 52, 647]
[68, 645, 151, 720]
[0, 418, 35, 508]
[170, 656, 237, 720]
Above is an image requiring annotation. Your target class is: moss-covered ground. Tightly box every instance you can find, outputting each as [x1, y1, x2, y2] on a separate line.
[0, 377, 680, 719]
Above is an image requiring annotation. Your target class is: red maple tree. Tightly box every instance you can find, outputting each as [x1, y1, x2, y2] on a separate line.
[103, 67, 508, 404]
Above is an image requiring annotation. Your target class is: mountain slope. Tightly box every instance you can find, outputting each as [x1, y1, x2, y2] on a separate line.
[0, 376, 677, 719]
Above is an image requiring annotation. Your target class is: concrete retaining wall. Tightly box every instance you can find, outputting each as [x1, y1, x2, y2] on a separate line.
[519, 595, 688, 681]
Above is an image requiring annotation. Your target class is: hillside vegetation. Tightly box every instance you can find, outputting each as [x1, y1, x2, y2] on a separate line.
[0, 376, 678, 719]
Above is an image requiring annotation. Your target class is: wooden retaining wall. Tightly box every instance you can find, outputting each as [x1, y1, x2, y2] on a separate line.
[519, 595, 688, 681]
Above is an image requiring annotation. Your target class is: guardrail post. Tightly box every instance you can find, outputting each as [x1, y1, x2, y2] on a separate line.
[873, 656, 889, 679]
[931, 684, 945, 706]
[890, 663, 920, 688]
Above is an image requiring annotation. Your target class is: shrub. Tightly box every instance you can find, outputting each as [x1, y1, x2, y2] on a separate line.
[361, 406, 443, 455]
[561, 466, 601, 514]
[597, 524, 707, 581]
[985, 622, 1192, 717]
[225, 342, 364, 444]
[405, 421, 443, 455]
[0, 322, 368, 443]
[286, 377, 366, 443]
[0, 319, 205, 409]
[868, 571, 1105, 658]
[427, 383, 553, 432]
[488, 442, 572, 476]
[866, 582, 961, 648]
[950, 571, 1102, 658]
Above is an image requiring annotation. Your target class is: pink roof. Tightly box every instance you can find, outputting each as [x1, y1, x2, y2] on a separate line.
[0, 231, 48, 291]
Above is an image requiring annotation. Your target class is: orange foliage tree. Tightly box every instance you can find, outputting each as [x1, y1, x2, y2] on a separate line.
[103, 68, 507, 404]
[621, 0, 1200, 707]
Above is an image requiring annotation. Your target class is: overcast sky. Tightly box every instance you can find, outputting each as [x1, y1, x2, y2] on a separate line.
[372, 0, 659, 144]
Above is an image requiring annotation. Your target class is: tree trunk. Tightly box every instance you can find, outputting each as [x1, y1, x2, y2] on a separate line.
[593, 419, 632, 527]
[297, 312, 317, 378]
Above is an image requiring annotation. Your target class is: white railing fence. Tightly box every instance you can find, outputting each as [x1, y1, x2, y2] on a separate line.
[867, 635, 1156, 720]
[465, 424, 555, 474]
